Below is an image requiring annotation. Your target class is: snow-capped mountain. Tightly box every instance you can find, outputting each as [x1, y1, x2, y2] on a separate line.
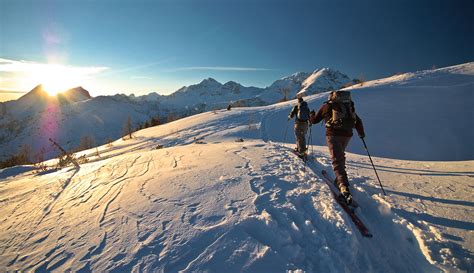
[0, 68, 353, 161]
[3, 85, 92, 118]
[59, 86, 92, 103]
[1, 61, 472, 272]
[299, 68, 352, 95]
[261, 68, 353, 101]
[160, 78, 264, 109]
[266, 71, 311, 97]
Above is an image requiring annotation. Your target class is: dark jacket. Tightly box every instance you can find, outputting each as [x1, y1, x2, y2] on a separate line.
[310, 102, 365, 137]
[289, 101, 309, 122]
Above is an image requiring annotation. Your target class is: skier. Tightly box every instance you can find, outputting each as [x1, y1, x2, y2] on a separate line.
[288, 96, 310, 157]
[309, 90, 365, 204]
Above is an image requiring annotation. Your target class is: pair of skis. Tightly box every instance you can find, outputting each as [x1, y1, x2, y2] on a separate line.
[290, 150, 372, 237]
[321, 170, 373, 238]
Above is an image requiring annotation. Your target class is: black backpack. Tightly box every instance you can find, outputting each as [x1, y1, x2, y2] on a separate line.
[326, 91, 357, 129]
[297, 101, 310, 121]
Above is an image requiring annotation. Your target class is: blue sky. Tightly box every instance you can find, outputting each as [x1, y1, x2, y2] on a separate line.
[1, 0, 473, 99]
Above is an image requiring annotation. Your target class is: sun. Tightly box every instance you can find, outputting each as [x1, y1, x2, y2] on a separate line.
[43, 79, 74, 96]
[34, 66, 81, 96]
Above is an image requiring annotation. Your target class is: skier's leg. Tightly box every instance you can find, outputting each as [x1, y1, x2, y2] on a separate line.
[293, 124, 299, 151]
[340, 136, 351, 185]
[300, 122, 308, 153]
[326, 136, 350, 189]
[295, 122, 306, 153]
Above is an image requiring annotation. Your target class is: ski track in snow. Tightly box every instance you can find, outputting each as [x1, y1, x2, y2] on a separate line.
[0, 111, 459, 273]
[1, 64, 474, 272]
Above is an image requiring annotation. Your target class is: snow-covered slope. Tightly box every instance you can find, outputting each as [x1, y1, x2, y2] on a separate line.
[0, 62, 473, 272]
[340, 62, 474, 161]
[0, 68, 352, 161]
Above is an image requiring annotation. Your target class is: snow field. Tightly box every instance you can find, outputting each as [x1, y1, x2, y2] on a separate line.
[1, 63, 473, 272]
[0, 108, 438, 272]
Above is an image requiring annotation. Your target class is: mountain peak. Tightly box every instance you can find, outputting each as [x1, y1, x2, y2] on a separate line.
[62, 86, 92, 99]
[200, 78, 221, 85]
[281, 72, 310, 81]
[223, 81, 241, 87]
[18, 84, 48, 102]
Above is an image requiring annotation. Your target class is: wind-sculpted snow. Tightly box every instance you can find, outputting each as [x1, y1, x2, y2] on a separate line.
[0, 139, 441, 272]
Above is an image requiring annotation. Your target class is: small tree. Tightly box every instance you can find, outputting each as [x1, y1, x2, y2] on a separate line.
[17, 144, 32, 164]
[123, 116, 134, 139]
[0, 144, 32, 168]
[33, 147, 49, 172]
[49, 138, 80, 169]
[34, 147, 46, 164]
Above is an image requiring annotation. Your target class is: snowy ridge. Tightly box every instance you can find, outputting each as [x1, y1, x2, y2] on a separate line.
[0, 67, 352, 161]
[348, 62, 474, 89]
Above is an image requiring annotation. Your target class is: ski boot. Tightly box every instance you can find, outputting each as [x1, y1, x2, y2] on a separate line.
[339, 185, 353, 206]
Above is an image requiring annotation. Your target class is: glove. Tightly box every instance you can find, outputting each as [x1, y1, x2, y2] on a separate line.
[359, 133, 365, 139]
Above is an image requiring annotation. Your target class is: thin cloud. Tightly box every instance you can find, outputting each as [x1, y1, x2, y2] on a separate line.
[0, 58, 109, 75]
[0, 90, 27, 94]
[130, 76, 152, 80]
[167, 66, 272, 72]
[93, 58, 175, 79]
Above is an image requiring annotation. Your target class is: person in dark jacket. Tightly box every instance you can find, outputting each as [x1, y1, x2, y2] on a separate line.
[309, 91, 365, 203]
[288, 97, 310, 156]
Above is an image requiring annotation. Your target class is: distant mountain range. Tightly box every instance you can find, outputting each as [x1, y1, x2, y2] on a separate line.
[0, 68, 353, 161]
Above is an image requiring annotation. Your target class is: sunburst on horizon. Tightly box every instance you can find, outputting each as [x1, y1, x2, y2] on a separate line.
[33, 67, 82, 96]
[0, 58, 108, 98]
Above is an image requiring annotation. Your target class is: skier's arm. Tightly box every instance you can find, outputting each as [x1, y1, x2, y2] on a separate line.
[309, 104, 327, 124]
[355, 114, 365, 138]
[288, 106, 298, 119]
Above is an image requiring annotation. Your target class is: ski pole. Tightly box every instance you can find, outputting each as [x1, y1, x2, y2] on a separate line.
[361, 137, 386, 195]
[306, 124, 312, 155]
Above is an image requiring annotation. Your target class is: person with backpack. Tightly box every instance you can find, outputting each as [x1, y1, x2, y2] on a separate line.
[309, 90, 365, 204]
[288, 96, 311, 157]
